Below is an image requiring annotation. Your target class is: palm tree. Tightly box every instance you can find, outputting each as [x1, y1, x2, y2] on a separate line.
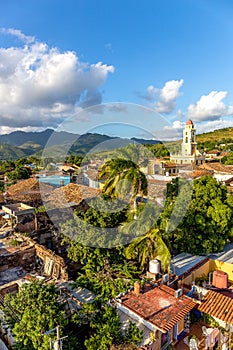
[125, 227, 171, 272]
[99, 158, 148, 211]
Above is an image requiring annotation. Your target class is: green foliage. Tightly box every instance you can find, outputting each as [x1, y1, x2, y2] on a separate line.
[76, 247, 139, 301]
[34, 205, 47, 214]
[125, 227, 170, 272]
[60, 198, 129, 250]
[3, 281, 65, 350]
[143, 143, 170, 157]
[65, 154, 84, 165]
[221, 152, 233, 164]
[99, 157, 148, 200]
[195, 273, 208, 286]
[0, 144, 26, 160]
[0, 180, 4, 192]
[161, 175, 233, 254]
[9, 239, 21, 246]
[84, 305, 142, 350]
[6, 166, 31, 181]
[78, 196, 129, 228]
[123, 321, 143, 346]
[200, 313, 219, 328]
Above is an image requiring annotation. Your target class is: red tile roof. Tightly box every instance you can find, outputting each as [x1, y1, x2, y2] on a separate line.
[198, 290, 233, 324]
[198, 163, 233, 173]
[120, 285, 196, 333]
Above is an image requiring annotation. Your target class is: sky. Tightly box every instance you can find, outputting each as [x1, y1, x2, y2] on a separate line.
[0, 0, 233, 140]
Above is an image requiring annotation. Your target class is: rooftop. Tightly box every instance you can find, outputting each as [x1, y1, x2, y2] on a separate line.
[198, 289, 233, 324]
[44, 183, 100, 209]
[208, 243, 233, 264]
[198, 162, 233, 174]
[171, 253, 208, 277]
[119, 285, 196, 333]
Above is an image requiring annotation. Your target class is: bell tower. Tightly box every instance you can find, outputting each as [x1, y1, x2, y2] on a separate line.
[181, 119, 197, 156]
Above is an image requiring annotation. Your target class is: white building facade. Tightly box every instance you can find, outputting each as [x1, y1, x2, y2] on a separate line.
[170, 119, 205, 165]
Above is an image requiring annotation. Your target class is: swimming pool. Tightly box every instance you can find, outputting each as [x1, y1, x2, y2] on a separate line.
[38, 175, 70, 186]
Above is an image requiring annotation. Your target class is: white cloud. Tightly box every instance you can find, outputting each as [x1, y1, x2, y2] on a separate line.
[145, 85, 158, 100]
[160, 120, 185, 140]
[142, 79, 184, 114]
[0, 28, 114, 131]
[0, 28, 35, 44]
[187, 91, 233, 121]
[196, 118, 233, 134]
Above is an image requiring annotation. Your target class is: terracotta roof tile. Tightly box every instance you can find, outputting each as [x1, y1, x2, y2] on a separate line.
[120, 285, 196, 332]
[198, 163, 233, 173]
[198, 290, 233, 324]
[45, 183, 100, 208]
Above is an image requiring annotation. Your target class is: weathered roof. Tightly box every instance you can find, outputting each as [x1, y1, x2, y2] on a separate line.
[6, 177, 54, 204]
[206, 149, 220, 155]
[120, 285, 196, 333]
[198, 163, 233, 174]
[45, 183, 100, 208]
[208, 244, 233, 264]
[198, 290, 233, 324]
[171, 253, 208, 277]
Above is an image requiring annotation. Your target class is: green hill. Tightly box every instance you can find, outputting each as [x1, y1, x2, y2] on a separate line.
[196, 127, 233, 143]
[0, 143, 27, 160]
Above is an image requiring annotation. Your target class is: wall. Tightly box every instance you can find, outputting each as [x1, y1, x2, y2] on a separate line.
[210, 259, 233, 283]
[182, 260, 210, 286]
[35, 243, 68, 281]
[3, 234, 69, 281]
[0, 244, 36, 272]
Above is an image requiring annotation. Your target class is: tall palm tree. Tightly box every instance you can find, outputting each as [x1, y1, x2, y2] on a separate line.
[99, 158, 148, 208]
[125, 227, 171, 272]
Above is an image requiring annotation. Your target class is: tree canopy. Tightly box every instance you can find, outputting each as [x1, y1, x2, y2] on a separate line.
[160, 175, 233, 254]
[3, 281, 65, 350]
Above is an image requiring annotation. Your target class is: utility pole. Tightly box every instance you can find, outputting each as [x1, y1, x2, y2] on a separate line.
[42, 325, 67, 350]
[56, 325, 61, 350]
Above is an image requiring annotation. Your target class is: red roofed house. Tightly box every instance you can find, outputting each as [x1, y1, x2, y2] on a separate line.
[116, 283, 196, 349]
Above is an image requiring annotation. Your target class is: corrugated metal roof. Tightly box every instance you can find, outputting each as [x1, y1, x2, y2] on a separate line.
[208, 244, 233, 264]
[171, 253, 207, 276]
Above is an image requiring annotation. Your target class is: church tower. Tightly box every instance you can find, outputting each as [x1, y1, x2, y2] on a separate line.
[170, 119, 205, 165]
[181, 119, 197, 156]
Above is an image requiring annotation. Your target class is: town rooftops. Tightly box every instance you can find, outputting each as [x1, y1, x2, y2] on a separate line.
[198, 163, 233, 174]
[44, 183, 100, 209]
[171, 252, 208, 277]
[119, 284, 196, 333]
[198, 289, 233, 324]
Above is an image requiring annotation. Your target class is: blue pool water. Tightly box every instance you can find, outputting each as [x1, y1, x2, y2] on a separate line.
[38, 175, 70, 186]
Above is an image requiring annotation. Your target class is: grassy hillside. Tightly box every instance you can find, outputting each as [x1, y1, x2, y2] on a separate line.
[0, 143, 27, 160]
[196, 127, 233, 143]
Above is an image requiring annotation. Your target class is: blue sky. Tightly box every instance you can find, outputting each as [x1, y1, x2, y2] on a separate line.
[0, 0, 233, 139]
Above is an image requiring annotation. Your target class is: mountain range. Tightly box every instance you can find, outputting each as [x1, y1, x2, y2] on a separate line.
[0, 129, 160, 160]
[0, 127, 232, 161]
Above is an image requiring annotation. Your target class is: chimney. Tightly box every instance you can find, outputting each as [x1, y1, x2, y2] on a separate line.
[134, 281, 140, 295]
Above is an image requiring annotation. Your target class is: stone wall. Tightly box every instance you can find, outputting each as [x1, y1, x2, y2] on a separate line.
[0, 234, 68, 281]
